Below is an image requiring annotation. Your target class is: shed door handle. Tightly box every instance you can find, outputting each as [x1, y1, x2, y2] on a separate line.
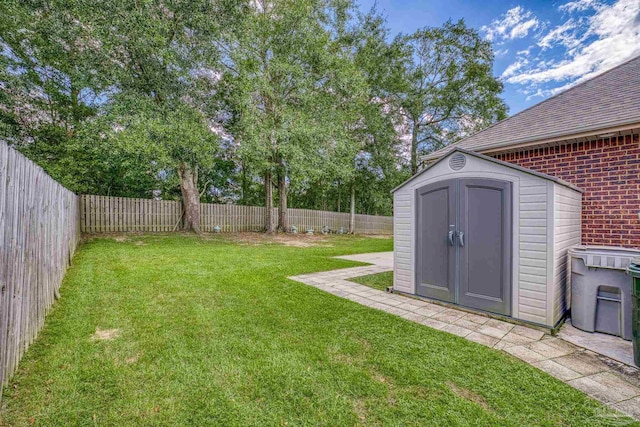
[458, 231, 465, 247]
[448, 231, 455, 246]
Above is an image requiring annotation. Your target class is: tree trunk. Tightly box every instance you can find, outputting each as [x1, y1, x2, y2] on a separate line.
[349, 184, 356, 234]
[177, 162, 201, 234]
[411, 121, 419, 175]
[241, 161, 248, 205]
[277, 170, 288, 232]
[70, 85, 81, 124]
[264, 170, 275, 233]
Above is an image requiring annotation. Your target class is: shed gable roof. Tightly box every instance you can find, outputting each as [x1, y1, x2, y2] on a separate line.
[393, 147, 582, 193]
[422, 55, 640, 162]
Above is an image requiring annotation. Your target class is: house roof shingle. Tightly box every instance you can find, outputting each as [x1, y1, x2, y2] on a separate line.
[422, 55, 640, 162]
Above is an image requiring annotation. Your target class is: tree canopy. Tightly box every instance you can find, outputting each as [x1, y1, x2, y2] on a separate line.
[1, 0, 508, 231]
[397, 20, 508, 174]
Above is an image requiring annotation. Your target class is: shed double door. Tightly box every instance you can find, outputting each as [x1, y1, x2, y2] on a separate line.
[415, 178, 512, 316]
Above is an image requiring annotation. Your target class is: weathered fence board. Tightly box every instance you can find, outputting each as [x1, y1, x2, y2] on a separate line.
[80, 195, 392, 234]
[0, 141, 80, 397]
[80, 195, 182, 233]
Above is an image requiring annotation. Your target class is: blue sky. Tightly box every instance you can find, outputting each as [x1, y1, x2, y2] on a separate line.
[357, 0, 640, 114]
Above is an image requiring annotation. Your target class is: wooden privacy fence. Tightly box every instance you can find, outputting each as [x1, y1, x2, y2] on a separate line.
[0, 142, 81, 397]
[80, 195, 393, 234]
[80, 195, 183, 233]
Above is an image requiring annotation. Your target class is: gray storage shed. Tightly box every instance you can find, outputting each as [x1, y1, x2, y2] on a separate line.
[393, 148, 583, 328]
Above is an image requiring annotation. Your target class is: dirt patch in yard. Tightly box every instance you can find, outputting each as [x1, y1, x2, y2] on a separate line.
[278, 239, 327, 247]
[217, 232, 333, 247]
[353, 398, 368, 423]
[82, 231, 389, 247]
[90, 328, 120, 341]
[330, 352, 359, 366]
[446, 381, 490, 410]
[372, 371, 390, 384]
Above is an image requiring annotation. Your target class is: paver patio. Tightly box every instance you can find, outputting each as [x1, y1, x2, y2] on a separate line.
[289, 252, 640, 420]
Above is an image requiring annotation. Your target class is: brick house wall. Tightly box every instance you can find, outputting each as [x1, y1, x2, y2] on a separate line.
[492, 134, 640, 249]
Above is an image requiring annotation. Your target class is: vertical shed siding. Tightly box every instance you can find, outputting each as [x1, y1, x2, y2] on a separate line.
[552, 185, 582, 324]
[517, 179, 549, 324]
[393, 191, 413, 293]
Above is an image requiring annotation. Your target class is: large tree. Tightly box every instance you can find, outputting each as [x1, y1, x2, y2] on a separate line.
[104, 99, 220, 231]
[1, 1, 233, 231]
[220, 0, 367, 232]
[2, 2, 507, 227]
[0, 1, 172, 197]
[344, 11, 408, 231]
[398, 20, 507, 174]
[80, 0, 231, 231]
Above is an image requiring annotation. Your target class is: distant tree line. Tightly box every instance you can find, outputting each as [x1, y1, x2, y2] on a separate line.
[0, 0, 507, 233]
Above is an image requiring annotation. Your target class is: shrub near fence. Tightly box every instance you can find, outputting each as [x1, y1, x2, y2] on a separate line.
[80, 195, 393, 234]
[0, 142, 81, 397]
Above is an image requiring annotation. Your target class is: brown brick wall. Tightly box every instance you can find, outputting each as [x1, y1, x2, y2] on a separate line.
[492, 134, 640, 249]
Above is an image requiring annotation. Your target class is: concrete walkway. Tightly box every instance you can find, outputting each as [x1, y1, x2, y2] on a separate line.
[559, 319, 636, 367]
[289, 252, 640, 420]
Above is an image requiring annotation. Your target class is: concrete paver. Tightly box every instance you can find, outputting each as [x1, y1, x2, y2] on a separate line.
[504, 345, 549, 364]
[568, 372, 640, 404]
[532, 360, 583, 381]
[614, 397, 640, 419]
[466, 331, 501, 347]
[526, 338, 577, 359]
[441, 323, 474, 338]
[475, 324, 512, 340]
[432, 308, 466, 323]
[500, 331, 538, 346]
[453, 317, 483, 331]
[553, 351, 610, 376]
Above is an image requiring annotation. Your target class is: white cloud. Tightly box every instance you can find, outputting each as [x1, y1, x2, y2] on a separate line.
[559, 0, 598, 13]
[517, 47, 533, 56]
[509, 17, 540, 39]
[502, 0, 640, 97]
[524, 88, 546, 101]
[482, 6, 540, 42]
[501, 58, 529, 79]
[537, 19, 580, 50]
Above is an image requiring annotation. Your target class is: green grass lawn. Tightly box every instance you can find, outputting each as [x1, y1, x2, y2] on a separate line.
[350, 271, 393, 292]
[0, 234, 633, 426]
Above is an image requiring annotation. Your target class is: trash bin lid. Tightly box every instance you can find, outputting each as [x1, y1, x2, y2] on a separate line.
[569, 245, 640, 270]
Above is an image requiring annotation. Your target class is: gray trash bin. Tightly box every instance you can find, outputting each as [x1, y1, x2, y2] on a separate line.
[570, 245, 640, 340]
